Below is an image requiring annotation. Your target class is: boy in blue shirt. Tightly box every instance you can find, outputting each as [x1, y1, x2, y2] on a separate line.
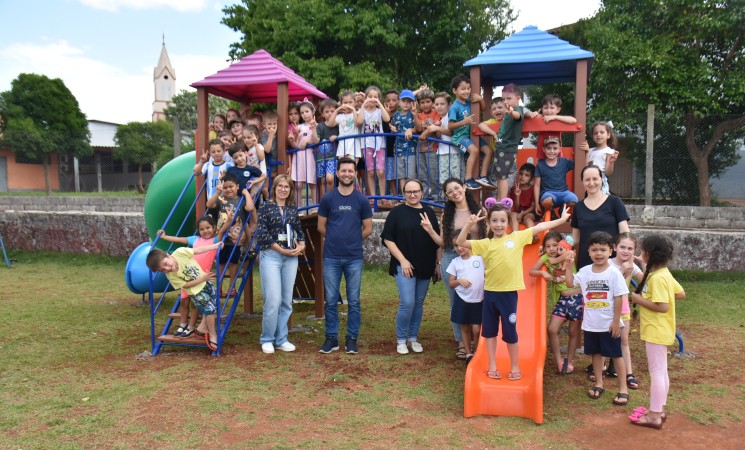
[226, 143, 263, 191]
[533, 135, 578, 218]
[448, 74, 494, 191]
[390, 89, 421, 191]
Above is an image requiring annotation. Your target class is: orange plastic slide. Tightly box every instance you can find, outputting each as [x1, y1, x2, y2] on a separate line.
[463, 240, 548, 424]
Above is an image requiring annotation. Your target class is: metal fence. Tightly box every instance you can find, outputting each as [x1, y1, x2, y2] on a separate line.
[601, 110, 744, 206]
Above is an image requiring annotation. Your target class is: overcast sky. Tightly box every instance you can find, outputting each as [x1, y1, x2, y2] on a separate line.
[0, 0, 601, 124]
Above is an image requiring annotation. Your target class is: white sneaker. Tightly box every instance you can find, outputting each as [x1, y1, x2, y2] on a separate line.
[261, 342, 275, 354]
[277, 341, 296, 352]
[396, 343, 409, 355]
[410, 341, 423, 353]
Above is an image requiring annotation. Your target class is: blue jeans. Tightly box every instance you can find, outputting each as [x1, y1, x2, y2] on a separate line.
[540, 190, 579, 207]
[259, 249, 298, 345]
[394, 265, 431, 344]
[441, 250, 463, 343]
[323, 257, 363, 339]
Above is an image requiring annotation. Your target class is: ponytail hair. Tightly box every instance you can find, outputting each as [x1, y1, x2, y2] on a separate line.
[634, 234, 674, 295]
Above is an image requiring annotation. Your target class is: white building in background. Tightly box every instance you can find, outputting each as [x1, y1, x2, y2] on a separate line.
[152, 40, 176, 122]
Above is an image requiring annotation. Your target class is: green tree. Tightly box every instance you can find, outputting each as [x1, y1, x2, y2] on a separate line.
[583, 0, 745, 206]
[113, 121, 173, 193]
[0, 73, 91, 194]
[163, 89, 239, 133]
[221, 0, 516, 96]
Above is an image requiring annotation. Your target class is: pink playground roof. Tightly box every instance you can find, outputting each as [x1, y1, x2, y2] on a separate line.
[191, 49, 327, 103]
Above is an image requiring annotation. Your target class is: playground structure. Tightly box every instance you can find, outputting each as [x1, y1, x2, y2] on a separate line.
[125, 27, 602, 421]
[462, 25, 593, 423]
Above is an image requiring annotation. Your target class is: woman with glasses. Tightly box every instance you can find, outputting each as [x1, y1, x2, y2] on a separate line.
[381, 179, 442, 355]
[439, 178, 487, 360]
[255, 174, 306, 354]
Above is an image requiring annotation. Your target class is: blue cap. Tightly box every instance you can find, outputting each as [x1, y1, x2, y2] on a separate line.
[399, 89, 415, 101]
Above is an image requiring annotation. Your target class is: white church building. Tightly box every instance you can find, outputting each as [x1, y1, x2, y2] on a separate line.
[59, 43, 176, 192]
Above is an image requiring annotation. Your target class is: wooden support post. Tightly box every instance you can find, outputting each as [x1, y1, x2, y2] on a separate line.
[483, 80, 493, 118]
[243, 269, 254, 315]
[574, 59, 589, 198]
[469, 66, 482, 203]
[277, 83, 289, 172]
[196, 88, 209, 220]
[645, 104, 655, 206]
[314, 244, 324, 319]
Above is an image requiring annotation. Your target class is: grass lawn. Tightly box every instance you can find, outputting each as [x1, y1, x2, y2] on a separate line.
[1, 251, 744, 448]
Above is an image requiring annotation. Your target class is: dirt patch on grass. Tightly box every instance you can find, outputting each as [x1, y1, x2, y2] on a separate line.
[562, 411, 745, 449]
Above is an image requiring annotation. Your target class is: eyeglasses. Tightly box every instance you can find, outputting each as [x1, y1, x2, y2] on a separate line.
[276, 185, 291, 190]
[445, 186, 463, 196]
[404, 190, 421, 196]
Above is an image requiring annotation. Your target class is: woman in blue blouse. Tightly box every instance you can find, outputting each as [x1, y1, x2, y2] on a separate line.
[256, 174, 306, 354]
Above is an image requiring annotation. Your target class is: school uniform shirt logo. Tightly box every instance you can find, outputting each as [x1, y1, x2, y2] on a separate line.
[472, 260, 481, 268]
[505, 239, 515, 249]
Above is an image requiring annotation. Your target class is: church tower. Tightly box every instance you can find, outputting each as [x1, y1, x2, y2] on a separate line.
[152, 39, 176, 122]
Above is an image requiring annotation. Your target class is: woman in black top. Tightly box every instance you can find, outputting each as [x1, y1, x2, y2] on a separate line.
[381, 179, 441, 355]
[571, 165, 630, 269]
[255, 174, 306, 354]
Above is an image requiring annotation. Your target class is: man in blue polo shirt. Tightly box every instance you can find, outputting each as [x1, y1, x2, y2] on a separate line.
[317, 157, 373, 354]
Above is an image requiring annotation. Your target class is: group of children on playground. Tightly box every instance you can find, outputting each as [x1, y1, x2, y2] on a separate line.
[145, 73, 682, 429]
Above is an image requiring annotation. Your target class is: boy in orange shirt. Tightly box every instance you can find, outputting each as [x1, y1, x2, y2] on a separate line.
[416, 88, 441, 200]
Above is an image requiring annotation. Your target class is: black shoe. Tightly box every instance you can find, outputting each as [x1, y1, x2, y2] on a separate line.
[319, 337, 339, 354]
[345, 337, 358, 354]
[605, 360, 618, 378]
[180, 328, 195, 338]
[173, 326, 186, 337]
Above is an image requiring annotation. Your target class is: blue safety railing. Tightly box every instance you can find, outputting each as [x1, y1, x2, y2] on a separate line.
[0, 234, 10, 268]
[285, 132, 469, 212]
[148, 171, 264, 356]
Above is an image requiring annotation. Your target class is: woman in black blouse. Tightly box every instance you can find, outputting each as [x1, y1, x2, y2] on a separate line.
[256, 174, 306, 354]
[571, 165, 630, 269]
[381, 179, 442, 355]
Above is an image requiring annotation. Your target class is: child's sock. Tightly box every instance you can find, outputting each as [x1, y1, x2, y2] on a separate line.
[179, 322, 187, 328]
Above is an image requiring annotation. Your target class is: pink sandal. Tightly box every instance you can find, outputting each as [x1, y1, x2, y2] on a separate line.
[486, 370, 501, 379]
[508, 371, 522, 381]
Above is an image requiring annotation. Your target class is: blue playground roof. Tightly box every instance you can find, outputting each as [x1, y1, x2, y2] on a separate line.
[464, 26, 594, 86]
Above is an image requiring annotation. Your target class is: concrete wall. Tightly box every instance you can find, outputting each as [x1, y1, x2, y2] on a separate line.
[0, 210, 148, 257]
[0, 196, 144, 213]
[0, 197, 743, 270]
[625, 205, 744, 230]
